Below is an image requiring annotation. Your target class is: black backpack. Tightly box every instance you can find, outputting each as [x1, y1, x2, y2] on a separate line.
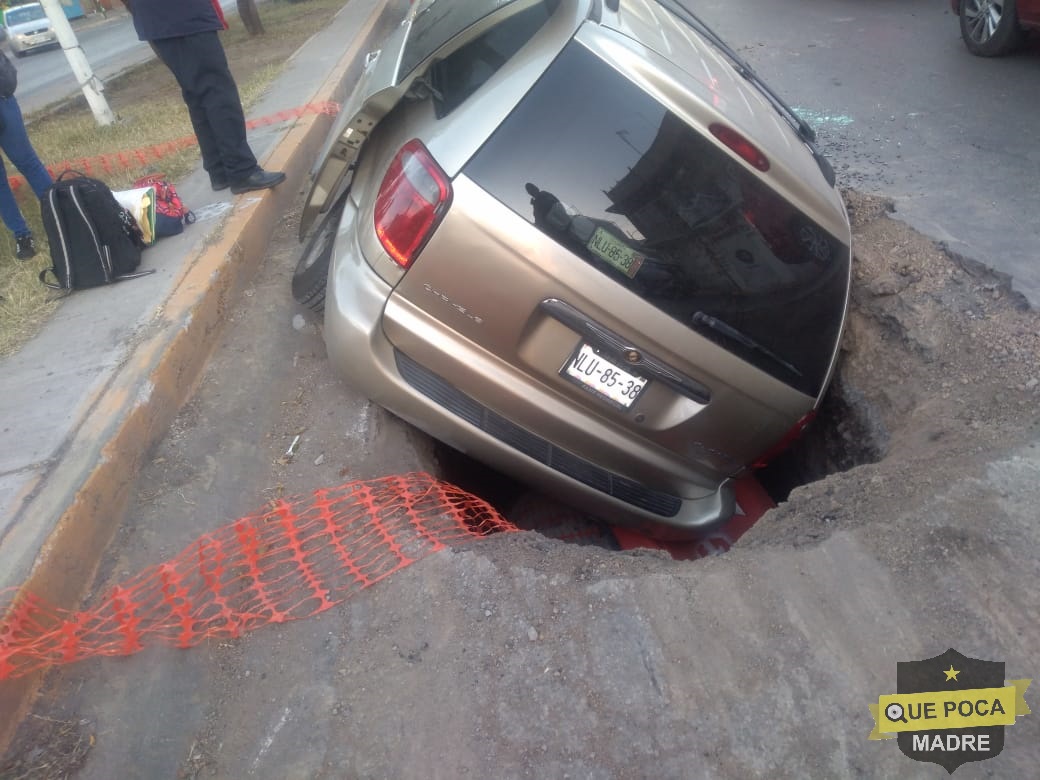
[39, 171, 152, 291]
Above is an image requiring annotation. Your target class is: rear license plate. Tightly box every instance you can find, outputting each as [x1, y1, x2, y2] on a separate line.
[562, 343, 648, 409]
[586, 226, 644, 279]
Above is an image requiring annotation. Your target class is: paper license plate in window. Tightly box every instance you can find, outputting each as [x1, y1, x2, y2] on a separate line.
[586, 226, 644, 279]
[562, 343, 648, 408]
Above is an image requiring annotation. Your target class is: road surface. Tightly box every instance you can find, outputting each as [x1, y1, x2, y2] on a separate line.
[10, 12, 150, 116]
[691, 0, 1040, 306]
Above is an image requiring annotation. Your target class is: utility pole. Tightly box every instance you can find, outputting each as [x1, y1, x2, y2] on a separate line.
[38, 0, 117, 126]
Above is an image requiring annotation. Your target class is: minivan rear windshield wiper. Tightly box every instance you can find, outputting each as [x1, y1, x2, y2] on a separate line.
[692, 312, 803, 378]
[650, 0, 836, 187]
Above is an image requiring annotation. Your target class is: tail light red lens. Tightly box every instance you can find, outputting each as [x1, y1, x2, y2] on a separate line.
[374, 139, 452, 268]
[752, 410, 816, 469]
[709, 123, 770, 172]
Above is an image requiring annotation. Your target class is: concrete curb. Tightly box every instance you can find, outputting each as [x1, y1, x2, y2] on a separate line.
[0, 0, 391, 752]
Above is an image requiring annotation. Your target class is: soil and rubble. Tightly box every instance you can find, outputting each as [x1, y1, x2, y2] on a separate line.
[3, 195, 1039, 778]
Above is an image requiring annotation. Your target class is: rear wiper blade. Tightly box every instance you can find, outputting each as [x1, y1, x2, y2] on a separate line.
[653, 0, 813, 141]
[692, 312, 803, 378]
[652, 0, 836, 186]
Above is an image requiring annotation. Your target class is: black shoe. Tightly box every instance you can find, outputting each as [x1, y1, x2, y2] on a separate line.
[16, 234, 37, 260]
[211, 177, 230, 191]
[229, 169, 286, 195]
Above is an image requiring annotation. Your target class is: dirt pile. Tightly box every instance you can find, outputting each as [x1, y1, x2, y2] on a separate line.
[750, 190, 1040, 546]
[3, 194, 1039, 779]
[843, 191, 1038, 434]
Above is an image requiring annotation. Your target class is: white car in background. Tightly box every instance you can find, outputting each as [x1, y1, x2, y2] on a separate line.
[3, 3, 58, 57]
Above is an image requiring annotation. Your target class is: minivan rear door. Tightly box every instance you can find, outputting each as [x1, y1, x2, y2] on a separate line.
[389, 33, 850, 480]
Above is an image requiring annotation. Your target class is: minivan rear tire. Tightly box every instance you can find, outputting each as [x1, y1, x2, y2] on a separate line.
[292, 198, 345, 316]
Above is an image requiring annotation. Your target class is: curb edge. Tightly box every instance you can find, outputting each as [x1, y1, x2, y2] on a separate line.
[0, 0, 390, 753]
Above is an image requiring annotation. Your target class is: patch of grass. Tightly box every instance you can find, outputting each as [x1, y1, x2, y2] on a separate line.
[239, 63, 285, 109]
[0, 0, 351, 357]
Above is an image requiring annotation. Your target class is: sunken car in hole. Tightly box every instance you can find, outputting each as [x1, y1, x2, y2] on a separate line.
[293, 0, 852, 538]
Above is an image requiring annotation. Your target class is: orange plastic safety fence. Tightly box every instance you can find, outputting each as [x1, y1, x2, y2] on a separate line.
[7, 102, 341, 192]
[0, 473, 515, 681]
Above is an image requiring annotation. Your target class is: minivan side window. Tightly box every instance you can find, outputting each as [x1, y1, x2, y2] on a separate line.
[428, 0, 559, 117]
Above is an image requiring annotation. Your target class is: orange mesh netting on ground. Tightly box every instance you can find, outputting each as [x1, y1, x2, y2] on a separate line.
[0, 473, 516, 681]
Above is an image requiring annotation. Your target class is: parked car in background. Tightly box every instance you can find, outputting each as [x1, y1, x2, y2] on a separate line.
[3, 2, 58, 57]
[951, 0, 1040, 55]
[294, 0, 852, 538]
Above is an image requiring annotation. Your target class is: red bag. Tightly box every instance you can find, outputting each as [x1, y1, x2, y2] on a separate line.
[133, 174, 196, 238]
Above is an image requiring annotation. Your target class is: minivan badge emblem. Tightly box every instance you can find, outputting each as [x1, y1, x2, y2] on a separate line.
[422, 283, 484, 325]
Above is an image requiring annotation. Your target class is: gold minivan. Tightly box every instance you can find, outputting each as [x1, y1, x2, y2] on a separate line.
[294, 0, 852, 537]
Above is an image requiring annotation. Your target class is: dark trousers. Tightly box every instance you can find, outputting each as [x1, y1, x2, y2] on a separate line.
[152, 31, 258, 183]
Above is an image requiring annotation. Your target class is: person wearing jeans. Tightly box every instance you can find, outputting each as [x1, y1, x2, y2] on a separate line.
[0, 94, 53, 260]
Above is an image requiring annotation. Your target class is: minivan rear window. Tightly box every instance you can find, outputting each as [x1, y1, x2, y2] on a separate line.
[464, 42, 850, 397]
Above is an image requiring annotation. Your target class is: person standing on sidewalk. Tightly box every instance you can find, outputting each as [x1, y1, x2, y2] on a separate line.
[0, 50, 52, 260]
[122, 0, 285, 194]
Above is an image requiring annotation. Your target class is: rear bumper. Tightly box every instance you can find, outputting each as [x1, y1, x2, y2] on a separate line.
[323, 201, 736, 536]
[11, 32, 56, 52]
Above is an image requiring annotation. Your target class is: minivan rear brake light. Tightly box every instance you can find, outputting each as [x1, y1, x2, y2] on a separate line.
[375, 139, 452, 268]
[709, 123, 770, 172]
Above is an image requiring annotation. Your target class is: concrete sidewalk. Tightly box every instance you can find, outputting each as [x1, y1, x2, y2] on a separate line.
[0, 0, 409, 747]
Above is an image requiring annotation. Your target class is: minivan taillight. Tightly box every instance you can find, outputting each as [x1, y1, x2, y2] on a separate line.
[709, 123, 770, 172]
[374, 139, 452, 268]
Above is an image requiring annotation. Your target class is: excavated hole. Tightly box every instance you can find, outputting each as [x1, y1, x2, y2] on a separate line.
[434, 358, 888, 553]
[757, 365, 889, 504]
[433, 446, 620, 549]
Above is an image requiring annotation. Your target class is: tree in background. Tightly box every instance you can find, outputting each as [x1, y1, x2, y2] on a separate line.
[236, 0, 264, 36]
